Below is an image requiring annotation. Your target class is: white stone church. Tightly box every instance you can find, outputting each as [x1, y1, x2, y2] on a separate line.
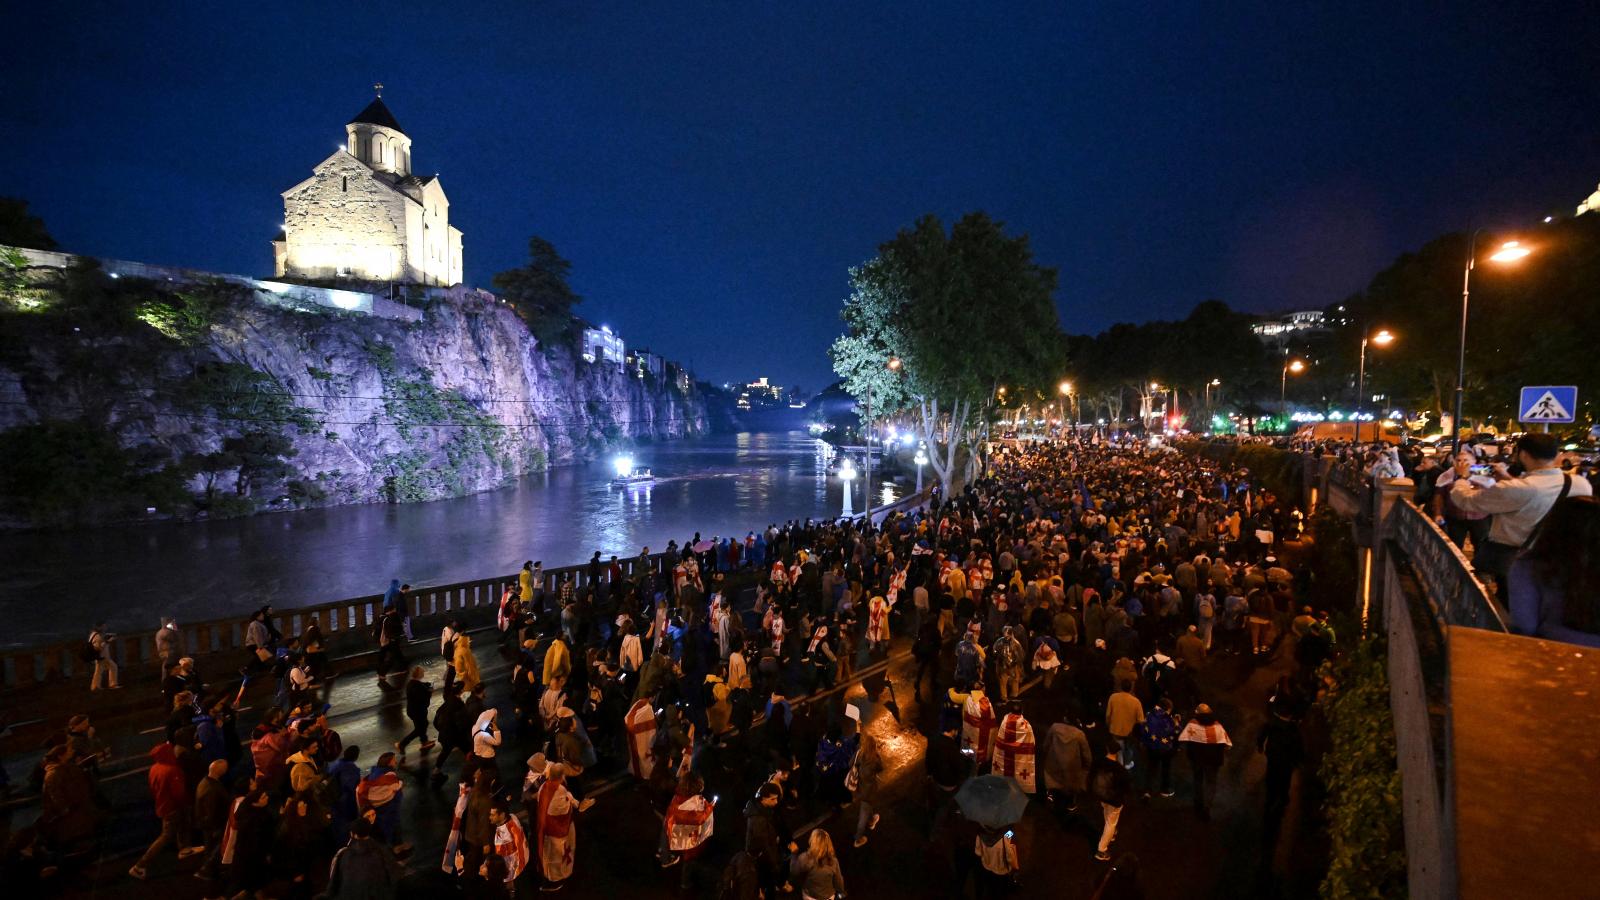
[272, 93, 463, 286]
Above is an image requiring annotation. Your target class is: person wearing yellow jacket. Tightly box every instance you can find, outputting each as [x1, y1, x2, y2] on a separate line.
[542, 634, 572, 688]
[453, 633, 481, 694]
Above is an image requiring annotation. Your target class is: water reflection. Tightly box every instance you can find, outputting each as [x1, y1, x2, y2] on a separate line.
[0, 431, 900, 646]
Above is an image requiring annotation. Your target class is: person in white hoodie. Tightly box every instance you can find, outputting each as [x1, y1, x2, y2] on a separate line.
[466, 709, 502, 786]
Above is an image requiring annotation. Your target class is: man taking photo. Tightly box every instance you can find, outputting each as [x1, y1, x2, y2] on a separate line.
[1450, 433, 1592, 597]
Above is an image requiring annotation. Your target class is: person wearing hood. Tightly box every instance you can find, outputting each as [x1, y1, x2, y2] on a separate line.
[1178, 703, 1233, 820]
[542, 631, 572, 688]
[326, 745, 362, 844]
[454, 631, 482, 694]
[356, 751, 407, 852]
[129, 741, 204, 880]
[466, 708, 502, 786]
[533, 763, 584, 892]
[744, 782, 790, 897]
[325, 817, 402, 900]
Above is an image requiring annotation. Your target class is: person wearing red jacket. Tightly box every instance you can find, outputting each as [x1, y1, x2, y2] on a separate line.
[129, 742, 204, 879]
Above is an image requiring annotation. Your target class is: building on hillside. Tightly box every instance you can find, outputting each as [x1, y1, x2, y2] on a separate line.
[581, 325, 625, 370]
[272, 89, 463, 286]
[1251, 309, 1328, 344]
[627, 347, 665, 380]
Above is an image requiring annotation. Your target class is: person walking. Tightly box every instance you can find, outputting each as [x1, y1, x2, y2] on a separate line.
[1257, 703, 1303, 832]
[790, 828, 845, 900]
[467, 709, 503, 787]
[1136, 697, 1179, 799]
[128, 742, 203, 879]
[373, 606, 405, 687]
[432, 684, 471, 786]
[1178, 703, 1232, 820]
[1105, 680, 1144, 770]
[454, 631, 482, 695]
[533, 763, 581, 892]
[1040, 717, 1093, 811]
[396, 666, 436, 757]
[1089, 742, 1132, 861]
[356, 751, 408, 853]
[325, 817, 403, 900]
[86, 623, 118, 691]
[848, 720, 883, 847]
[193, 759, 230, 883]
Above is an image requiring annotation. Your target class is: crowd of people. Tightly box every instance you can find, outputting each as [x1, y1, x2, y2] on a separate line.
[16, 436, 1355, 899]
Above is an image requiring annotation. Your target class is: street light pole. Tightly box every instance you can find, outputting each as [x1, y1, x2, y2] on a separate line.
[1453, 229, 1481, 455]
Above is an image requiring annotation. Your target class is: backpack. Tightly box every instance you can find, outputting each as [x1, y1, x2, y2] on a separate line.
[80, 635, 101, 663]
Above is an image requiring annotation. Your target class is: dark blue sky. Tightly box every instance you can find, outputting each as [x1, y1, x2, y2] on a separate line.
[4, 2, 1599, 390]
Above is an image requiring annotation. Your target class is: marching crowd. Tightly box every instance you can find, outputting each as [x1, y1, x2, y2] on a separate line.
[20, 437, 1345, 899]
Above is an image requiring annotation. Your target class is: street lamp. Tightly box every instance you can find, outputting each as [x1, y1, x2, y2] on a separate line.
[1280, 359, 1305, 413]
[838, 456, 857, 518]
[1204, 379, 1221, 413]
[1355, 329, 1395, 444]
[914, 443, 928, 493]
[1454, 234, 1534, 452]
[1058, 381, 1072, 439]
[862, 356, 902, 524]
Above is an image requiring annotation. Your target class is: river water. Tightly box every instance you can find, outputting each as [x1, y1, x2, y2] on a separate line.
[0, 431, 904, 648]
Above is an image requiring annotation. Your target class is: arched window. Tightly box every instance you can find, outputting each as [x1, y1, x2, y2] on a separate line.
[341, 176, 348, 192]
[371, 135, 384, 163]
[388, 138, 400, 171]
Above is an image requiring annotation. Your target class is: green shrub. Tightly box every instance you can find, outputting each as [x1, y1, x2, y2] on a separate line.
[1320, 636, 1407, 900]
[182, 361, 320, 430]
[0, 420, 187, 525]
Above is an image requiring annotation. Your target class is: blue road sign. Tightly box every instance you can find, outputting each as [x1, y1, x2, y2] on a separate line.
[1518, 385, 1577, 424]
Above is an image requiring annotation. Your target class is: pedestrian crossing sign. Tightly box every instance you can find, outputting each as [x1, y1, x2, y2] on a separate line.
[1518, 385, 1577, 424]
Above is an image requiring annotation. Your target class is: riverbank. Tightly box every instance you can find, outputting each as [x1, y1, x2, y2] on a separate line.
[0, 432, 904, 648]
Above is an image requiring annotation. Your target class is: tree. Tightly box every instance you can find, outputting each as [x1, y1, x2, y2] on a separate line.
[831, 213, 1064, 494]
[492, 236, 583, 344]
[0, 197, 57, 250]
[221, 430, 297, 497]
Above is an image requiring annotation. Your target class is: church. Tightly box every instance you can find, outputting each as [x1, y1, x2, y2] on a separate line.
[272, 90, 463, 286]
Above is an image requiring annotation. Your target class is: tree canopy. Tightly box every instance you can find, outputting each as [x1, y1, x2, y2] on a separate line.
[831, 212, 1064, 491]
[0, 197, 57, 250]
[492, 236, 583, 344]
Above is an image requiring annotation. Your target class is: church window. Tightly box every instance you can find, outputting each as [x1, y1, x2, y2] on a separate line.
[341, 176, 348, 192]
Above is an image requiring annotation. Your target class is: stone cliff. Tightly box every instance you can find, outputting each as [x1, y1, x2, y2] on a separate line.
[0, 261, 719, 528]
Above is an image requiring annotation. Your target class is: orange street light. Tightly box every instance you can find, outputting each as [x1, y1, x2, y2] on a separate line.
[1356, 329, 1397, 443]
[1455, 234, 1537, 452]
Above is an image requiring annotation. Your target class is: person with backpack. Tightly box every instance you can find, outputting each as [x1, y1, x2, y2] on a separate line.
[1136, 697, 1179, 799]
[85, 623, 118, 691]
[973, 826, 1021, 898]
[991, 626, 1025, 703]
[1194, 582, 1217, 649]
[954, 627, 985, 692]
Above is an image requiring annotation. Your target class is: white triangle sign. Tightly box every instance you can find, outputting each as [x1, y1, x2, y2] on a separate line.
[1522, 390, 1572, 421]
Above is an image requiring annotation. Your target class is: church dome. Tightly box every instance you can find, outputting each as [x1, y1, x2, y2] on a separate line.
[348, 97, 404, 134]
[345, 92, 411, 176]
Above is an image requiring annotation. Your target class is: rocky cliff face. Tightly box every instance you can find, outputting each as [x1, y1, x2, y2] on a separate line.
[0, 267, 716, 528]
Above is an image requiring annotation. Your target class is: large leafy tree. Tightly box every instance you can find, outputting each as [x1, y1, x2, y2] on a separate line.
[831, 212, 1063, 493]
[493, 236, 583, 344]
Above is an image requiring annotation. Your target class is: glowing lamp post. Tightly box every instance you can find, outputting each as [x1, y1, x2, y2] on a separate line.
[913, 444, 928, 494]
[1453, 235, 1535, 452]
[1280, 359, 1305, 414]
[838, 456, 857, 518]
[1354, 329, 1395, 444]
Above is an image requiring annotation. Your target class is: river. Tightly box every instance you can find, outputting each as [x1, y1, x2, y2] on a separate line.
[0, 431, 905, 648]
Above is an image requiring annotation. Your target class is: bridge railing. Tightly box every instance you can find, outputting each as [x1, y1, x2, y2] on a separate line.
[0, 554, 666, 690]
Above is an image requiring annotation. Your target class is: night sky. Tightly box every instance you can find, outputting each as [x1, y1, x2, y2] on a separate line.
[4, 2, 1599, 390]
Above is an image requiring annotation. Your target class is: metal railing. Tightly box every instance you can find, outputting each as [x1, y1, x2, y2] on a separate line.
[0, 554, 665, 690]
[1386, 500, 1507, 632]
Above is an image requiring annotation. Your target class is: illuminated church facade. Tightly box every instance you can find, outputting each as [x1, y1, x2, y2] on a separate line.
[272, 91, 463, 286]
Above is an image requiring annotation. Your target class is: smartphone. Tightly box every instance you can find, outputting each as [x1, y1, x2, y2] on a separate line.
[1004, 830, 1014, 839]
[1469, 464, 1491, 476]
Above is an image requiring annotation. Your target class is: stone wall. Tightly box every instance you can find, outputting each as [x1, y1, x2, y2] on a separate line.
[281, 151, 412, 282]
